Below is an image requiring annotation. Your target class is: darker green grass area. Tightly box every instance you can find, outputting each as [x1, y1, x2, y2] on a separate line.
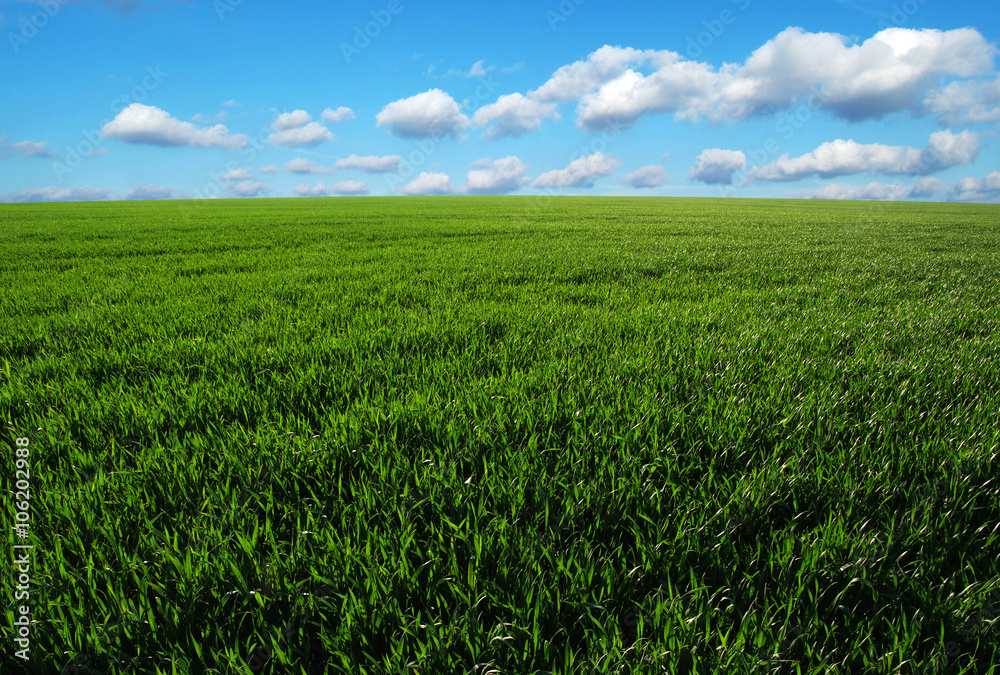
[2, 196, 1000, 674]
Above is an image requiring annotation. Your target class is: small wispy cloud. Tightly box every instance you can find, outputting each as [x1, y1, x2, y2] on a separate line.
[1, 185, 117, 203]
[286, 158, 335, 174]
[446, 60, 490, 78]
[127, 184, 189, 200]
[321, 107, 355, 123]
[0, 136, 57, 159]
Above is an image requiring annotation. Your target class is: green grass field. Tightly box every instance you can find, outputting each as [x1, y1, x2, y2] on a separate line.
[2, 196, 999, 674]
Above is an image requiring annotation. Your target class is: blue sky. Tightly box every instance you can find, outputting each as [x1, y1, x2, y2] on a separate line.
[1, 0, 998, 202]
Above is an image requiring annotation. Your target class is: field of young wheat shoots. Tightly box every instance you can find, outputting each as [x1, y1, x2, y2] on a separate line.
[2, 196, 999, 674]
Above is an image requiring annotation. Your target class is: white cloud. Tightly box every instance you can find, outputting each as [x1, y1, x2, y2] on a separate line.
[331, 180, 370, 195]
[321, 106, 355, 123]
[445, 59, 491, 78]
[334, 154, 402, 172]
[522, 27, 997, 132]
[258, 165, 280, 174]
[228, 181, 274, 197]
[922, 129, 981, 169]
[721, 26, 996, 123]
[266, 109, 338, 147]
[909, 176, 948, 197]
[273, 110, 312, 130]
[268, 122, 334, 148]
[576, 58, 718, 131]
[800, 181, 911, 201]
[799, 173, 999, 202]
[622, 165, 669, 188]
[813, 27, 996, 121]
[401, 172, 455, 195]
[376, 89, 471, 139]
[2, 185, 116, 203]
[749, 130, 980, 182]
[221, 168, 253, 181]
[980, 172, 1000, 191]
[293, 181, 368, 197]
[533, 152, 622, 188]
[531, 46, 661, 102]
[223, 99, 238, 107]
[294, 183, 329, 197]
[102, 104, 248, 150]
[473, 93, 560, 139]
[286, 158, 334, 174]
[950, 171, 1000, 202]
[465, 156, 531, 194]
[923, 76, 1000, 125]
[689, 149, 747, 185]
[0, 137, 57, 158]
[126, 184, 189, 200]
